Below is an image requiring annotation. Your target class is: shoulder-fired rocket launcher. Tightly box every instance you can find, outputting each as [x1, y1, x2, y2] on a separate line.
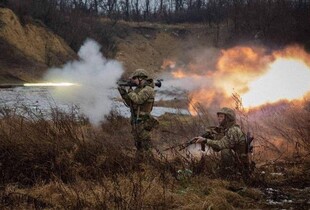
[117, 79, 162, 88]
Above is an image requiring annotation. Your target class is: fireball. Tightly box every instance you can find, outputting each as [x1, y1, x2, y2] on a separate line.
[164, 45, 310, 114]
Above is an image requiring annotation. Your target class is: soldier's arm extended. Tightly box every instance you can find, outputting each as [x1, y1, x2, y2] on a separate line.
[128, 86, 154, 104]
[197, 127, 242, 151]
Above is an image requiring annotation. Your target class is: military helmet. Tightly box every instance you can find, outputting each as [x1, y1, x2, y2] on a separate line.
[217, 107, 236, 122]
[131, 69, 149, 79]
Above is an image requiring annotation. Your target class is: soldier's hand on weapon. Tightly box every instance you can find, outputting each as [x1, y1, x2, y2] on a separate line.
[164, 136, 206, 151]
[128, 86, 133, 93]
[118, 86, 127, 96]
[193, 136, 207, 144]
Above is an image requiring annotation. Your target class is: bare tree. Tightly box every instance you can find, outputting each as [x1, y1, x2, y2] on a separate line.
[131, 0, 140, 20]
[144, 0, 150, 20]
[124, 0, 130, 20]
[159, 0, 164, 14]
[175, 0, 182, 11]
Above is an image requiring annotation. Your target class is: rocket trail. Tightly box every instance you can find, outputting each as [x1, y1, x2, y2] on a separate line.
[0, 83, 78, 88]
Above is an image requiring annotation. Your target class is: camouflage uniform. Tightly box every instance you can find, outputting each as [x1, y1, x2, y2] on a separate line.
[203, 108, 249, 178]
[118, 69, 158, 152]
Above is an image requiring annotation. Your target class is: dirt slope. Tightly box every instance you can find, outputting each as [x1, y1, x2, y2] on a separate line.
[0, 8, 76, 82]
[113, 21, 224, 77]
[0, 8, 226, 82]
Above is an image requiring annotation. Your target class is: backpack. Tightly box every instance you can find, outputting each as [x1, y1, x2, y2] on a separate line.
[246, 131, 254, 154]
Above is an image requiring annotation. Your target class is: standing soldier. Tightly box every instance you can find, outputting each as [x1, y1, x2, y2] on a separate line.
[194, 107, 250, 179]
[118, 69, 158, 158]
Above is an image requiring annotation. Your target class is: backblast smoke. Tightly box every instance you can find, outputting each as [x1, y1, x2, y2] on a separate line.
[44, 39, 124, 125]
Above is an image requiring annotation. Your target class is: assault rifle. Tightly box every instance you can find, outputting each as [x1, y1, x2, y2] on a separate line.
[163, 126, 222, 152]
[164, 137, 205, 151]
[164, 138, 205, 151]
[117, 79, 162, 88]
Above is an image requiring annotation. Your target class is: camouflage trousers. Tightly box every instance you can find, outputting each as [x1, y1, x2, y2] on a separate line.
[220, 149, 250, 179]
[131, 121, 153, 151]
[131, 121, 156, 167]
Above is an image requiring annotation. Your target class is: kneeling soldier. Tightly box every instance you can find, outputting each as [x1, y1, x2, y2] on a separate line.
[194, 107, 250, 179]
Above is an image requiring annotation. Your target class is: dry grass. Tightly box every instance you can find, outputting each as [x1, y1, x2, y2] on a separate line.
[250, 101, 310, 163]
[0, 103, 309, 209]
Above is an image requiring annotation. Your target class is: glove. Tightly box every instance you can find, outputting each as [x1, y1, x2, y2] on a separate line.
[128, 87, 133, 93]
[118, 86, 127, 96]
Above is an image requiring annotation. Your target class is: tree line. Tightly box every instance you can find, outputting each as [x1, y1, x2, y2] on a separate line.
[1, 0, 310, 51]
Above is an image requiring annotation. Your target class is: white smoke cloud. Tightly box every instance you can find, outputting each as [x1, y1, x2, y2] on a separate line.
[44, 39, 124, 125]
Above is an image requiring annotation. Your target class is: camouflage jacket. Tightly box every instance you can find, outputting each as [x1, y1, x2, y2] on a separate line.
[206, 124, 247, 155]
[121, 81, 155, 119]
